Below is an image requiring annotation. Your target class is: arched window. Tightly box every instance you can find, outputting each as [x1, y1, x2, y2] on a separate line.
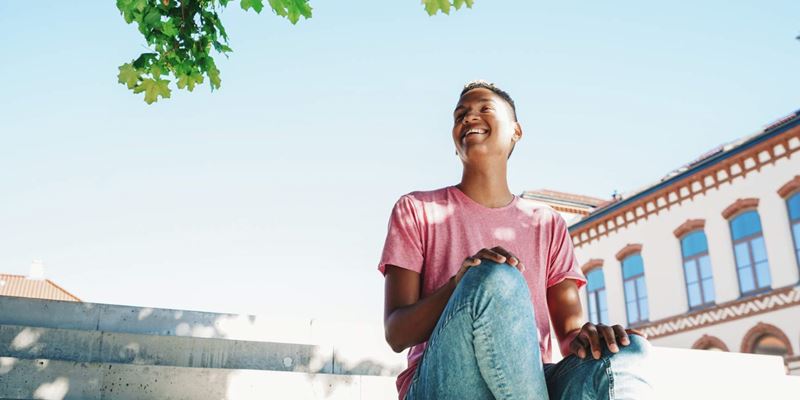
[585, 269, 608, 325]
[787, 192, 800, 269]
[740, 322, 794, 358]
[621, 253, 649, 325]
[753, 335, 790, 357]
[729, 210, 771, 295]
[680, 230, 715, 309]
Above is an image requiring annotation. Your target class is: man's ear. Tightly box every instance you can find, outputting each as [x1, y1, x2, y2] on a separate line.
[513, 122, 523, 142]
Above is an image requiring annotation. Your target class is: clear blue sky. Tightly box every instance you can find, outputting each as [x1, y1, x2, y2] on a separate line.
[1, 1, 798, 324]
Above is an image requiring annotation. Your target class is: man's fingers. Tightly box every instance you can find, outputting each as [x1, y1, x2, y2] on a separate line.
[625, 328, 647, 340]
[579, 324, 602, 360]
[597, 324, 619, 353]
[570, 335, 589, 359]
[462, 256, 481, 267]
[613, 325, 630, 346]
[489, 246, 525, 272]
[475, 248, 506, 264]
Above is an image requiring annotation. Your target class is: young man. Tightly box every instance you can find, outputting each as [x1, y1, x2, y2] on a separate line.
[377, 81, 653, 400]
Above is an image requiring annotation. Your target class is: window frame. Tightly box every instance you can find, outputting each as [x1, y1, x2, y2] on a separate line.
[620, 253, 649, 326]
[679, 229, 715, 310]
[585, 268, 608, 325]
[786, 191, 800, 276]
[728, 210, 771, 296]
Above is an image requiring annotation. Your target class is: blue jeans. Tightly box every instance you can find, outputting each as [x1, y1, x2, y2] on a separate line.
[405, 260, 653, 400]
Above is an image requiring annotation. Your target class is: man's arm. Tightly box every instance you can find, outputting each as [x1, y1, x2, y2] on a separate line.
[383, 265, 457, 353]
[548, 279, 643, 359]
[547, 279, 586, 356]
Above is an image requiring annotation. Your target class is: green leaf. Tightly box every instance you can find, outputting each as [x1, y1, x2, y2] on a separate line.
[117, 63, 140, 89]
[133, 0, 147, 12]
[208, 66, 221, 89]
[161, 19, 178, 37]
[240, 0, 264, 13]
[453, 0, 474, 10]
[143, 8, 162, 30]
[177, 72, 204, 92]
[134, 78, 172, 104]
[132, 53, 157, 69]
[268, 0, 311, 23]
[423, 0, 468, 16]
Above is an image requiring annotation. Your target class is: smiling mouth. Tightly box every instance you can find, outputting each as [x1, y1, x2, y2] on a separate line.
[461, 127, 489, 141]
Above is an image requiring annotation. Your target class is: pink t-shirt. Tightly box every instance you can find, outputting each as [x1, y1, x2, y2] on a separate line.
[377, 185, 586, 400]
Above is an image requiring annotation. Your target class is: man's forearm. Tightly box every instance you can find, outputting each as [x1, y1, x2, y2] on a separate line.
[385, 277, 457, 353]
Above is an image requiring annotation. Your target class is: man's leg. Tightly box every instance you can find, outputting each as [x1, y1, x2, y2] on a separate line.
[544, 334, 653, 400]
[406, 260, 548, 400]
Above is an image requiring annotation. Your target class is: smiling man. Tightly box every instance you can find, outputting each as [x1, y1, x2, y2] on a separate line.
[377, 80, 653, 400]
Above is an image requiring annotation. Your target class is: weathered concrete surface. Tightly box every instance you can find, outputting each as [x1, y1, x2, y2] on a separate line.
[0, 324, 331, 373]
[2, 354, 799, 400]
[0, 357, 397, 400]
[0, 296, 406, 376]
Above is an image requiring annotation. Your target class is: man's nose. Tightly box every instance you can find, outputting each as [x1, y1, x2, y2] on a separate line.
[462, 110, 479, 124]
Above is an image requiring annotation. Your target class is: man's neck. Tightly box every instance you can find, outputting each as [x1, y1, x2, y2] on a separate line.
[456, 163, 514, 209]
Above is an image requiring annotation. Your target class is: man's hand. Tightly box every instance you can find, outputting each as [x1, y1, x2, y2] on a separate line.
[568, 322, 647, 360]
[453, 246, 525, 285]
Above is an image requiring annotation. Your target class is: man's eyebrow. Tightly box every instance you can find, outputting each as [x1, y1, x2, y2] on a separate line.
[453, 98, 496, 114]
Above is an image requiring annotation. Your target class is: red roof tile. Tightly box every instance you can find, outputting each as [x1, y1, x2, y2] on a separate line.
[0, 274, 81, 302]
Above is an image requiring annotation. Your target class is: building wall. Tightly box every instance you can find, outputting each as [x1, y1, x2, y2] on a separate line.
[649, 305, 800, 355]
[573, 139, 800, 356]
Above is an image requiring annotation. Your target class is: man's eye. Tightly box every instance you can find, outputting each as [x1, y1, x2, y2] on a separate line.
[481, 106, 493, 112]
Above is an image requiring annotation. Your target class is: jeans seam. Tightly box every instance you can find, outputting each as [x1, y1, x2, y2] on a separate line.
[474, 303, 513, 399]
[606, 357, 615, 400]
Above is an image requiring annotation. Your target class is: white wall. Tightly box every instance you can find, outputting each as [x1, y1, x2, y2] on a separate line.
[573, 148, 800, 331]
[649, 305, 800, 355]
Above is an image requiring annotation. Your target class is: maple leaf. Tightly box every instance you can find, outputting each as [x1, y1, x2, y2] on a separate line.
[240, 0, 264, 13]
[161, 19, 178, 37]
[134, 78, 172, 104]
[423, 0, 452, 16]
[177, 72, 204, 92]
[117, 63, 140, 89]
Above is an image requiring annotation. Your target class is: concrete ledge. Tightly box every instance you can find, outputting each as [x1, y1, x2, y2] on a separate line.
[0, 296, 406, 376]
[0, 324, 332, 374]
[0, 357, 397, 400]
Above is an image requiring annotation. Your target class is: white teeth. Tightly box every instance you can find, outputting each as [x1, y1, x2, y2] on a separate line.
[463, 128, 487, 139]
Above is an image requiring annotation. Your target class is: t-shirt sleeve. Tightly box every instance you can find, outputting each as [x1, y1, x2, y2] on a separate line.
[377, 195, 424, 276]
[546, 210, 587, 289]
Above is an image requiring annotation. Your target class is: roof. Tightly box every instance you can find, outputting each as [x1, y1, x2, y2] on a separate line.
[0, 274, 81, 302]
[570, 109, 800, 231]
[520, 189, 607, 208]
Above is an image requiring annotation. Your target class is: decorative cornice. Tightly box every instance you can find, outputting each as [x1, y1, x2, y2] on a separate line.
[640, 286, 800, 339]
[721, 198, 760, 220]
[615, 244, 642, 261]
[740, 322, 794, 355]
[673, 219, 706, 238]
[777, 175, 800, 199]
[570, 121, 800, 248]
[580, 259, 604, 273]
[692, 334, 729, 351]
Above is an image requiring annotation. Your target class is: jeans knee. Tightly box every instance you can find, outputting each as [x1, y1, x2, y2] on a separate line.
[613, 333, 651, 361]
[460, 259, 528, 304]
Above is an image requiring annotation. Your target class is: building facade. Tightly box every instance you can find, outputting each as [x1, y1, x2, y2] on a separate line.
[567, 110, 800, 374]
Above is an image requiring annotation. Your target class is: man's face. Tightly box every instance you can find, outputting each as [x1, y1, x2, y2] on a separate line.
[452, 88, 519, 162]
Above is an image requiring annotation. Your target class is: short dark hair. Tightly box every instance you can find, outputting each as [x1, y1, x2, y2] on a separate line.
[459, 80, 518, 159]
[459, 80, 517, 122]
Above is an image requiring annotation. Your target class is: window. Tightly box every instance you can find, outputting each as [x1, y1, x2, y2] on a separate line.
[729, 210, 771, 295]
[586, 269, 608, 325]
[753, 335, 790, 357]
[680, 230, 715, 308]
[621, 253, 648, 324]
[787, 192, 800, 268]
